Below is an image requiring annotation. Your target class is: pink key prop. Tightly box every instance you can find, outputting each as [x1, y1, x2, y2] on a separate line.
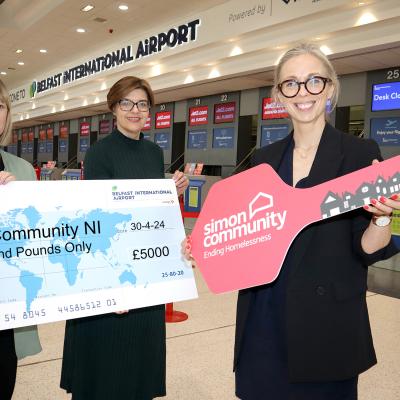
[191, 156, 400, 294]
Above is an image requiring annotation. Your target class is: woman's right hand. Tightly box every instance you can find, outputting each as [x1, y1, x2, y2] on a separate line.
[0, 171, 16, 185]
[181, 235, 197, 267]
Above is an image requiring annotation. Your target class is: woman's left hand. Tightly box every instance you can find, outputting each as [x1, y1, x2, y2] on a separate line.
[0, 171, 16, 185]
[361, 160, 399, 254]
[365, 193, 399, 217]
[172, 170, 189, 196]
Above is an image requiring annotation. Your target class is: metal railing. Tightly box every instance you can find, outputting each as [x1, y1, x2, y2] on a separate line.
[63, 156, 78, 169]
[165, 152, 185, 173]
[231, 145, 257, 175]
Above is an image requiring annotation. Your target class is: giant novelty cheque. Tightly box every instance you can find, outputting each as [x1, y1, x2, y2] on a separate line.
[0, 179, 198, 330]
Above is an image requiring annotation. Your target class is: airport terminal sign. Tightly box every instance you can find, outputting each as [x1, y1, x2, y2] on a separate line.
[262, 97, 289, 120]
[189, 106, 209, 126]
[372, 82, 400, 111]
[156, 112, 172, 129]
[29, 19, 201, 97]
[261, 124, 290, 147]
[370, 117, 400, 146]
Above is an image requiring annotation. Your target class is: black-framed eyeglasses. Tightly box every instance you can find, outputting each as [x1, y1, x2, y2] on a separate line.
[278, 76, 332, 98]
[118, 98, 150, 112]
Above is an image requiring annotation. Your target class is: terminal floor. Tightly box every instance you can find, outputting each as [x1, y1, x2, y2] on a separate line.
[13, 267, 400, 400]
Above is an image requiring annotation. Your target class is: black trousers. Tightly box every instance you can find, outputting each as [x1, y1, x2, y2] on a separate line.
[0, 329, 17, 400]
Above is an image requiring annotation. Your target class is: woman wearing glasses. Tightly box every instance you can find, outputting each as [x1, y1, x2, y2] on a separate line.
[232, 43, 400, 399]
[60, 76, 188, 400]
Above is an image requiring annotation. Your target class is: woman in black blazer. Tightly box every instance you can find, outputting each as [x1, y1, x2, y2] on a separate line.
[184, 42, 399, 399]
[232, 43, 400, 400]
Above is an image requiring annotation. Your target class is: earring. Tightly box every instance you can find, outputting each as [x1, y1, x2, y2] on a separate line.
[326, 98, 332, 113]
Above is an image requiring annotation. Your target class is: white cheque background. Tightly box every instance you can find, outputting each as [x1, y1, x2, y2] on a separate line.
[0, 179, 198, 329]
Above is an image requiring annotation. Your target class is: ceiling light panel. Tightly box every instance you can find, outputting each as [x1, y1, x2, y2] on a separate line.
[81, 5, 94, 12]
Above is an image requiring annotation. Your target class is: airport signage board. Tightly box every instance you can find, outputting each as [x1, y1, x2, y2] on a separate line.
[21, 132, 27, 154]
[262, 97, 288, 120]
[261, 124, 290, 147]
[154, 132, 170, 149]
[79, 138, 89, 152]
[59, 140, 68, 153]
[212, 127, 235, 148]
[143, 115, 151, 131]
[214, 102, 236, 124]
[99, 120, 111, 135]
[59, 125, 69, 139]
[372, 82, 400, 111]
[188, 130, 207, 149]
[156, 111, 172, 129]
[38, 142, 46, 153]
[46, 141, 53, 154]
[39, 129, 46, 141]
[189, 106, 208, 126]
[21, 142, 27, 154]
[28, 20, 201, 97]
[80, 122, 90, 136]
[370, 117, 400, 146]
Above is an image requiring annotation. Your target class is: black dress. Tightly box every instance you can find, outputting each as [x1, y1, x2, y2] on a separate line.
[60, 130, 166, 400]
[235, 140, 358, 400]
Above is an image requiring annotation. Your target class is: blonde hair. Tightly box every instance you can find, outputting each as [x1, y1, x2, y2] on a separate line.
[0, 78, 12, 146]
[273, 43, 340, 113]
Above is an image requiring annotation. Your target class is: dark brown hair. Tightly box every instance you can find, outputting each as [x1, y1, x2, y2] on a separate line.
[107, 76, 154, 111]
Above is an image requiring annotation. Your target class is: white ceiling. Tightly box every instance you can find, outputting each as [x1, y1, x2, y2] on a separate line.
[0, 0, 229, 88]
[1, 0, 400, 128]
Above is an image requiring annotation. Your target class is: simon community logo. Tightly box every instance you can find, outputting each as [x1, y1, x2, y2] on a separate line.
[203, 192, 287, 249]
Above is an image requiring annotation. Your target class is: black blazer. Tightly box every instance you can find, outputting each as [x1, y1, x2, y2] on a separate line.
[234, 123, 399, 382]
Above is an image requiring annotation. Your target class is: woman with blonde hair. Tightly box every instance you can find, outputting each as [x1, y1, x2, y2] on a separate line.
[232, 42, 400, 400]
[183, 43, 399, 399]
[0, 78, 42, 400]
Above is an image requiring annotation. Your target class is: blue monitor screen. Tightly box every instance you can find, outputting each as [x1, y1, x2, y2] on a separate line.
[372, 81, 400, 111]
[212, 127, 234, 148]
[154, 132, 170, 149]
[370, 117, 400, 146]
[59, 139, 68, 153]
[188, 130, 207, 149]
[260, 124, 289, 147]
[79, 138, 89, 152]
